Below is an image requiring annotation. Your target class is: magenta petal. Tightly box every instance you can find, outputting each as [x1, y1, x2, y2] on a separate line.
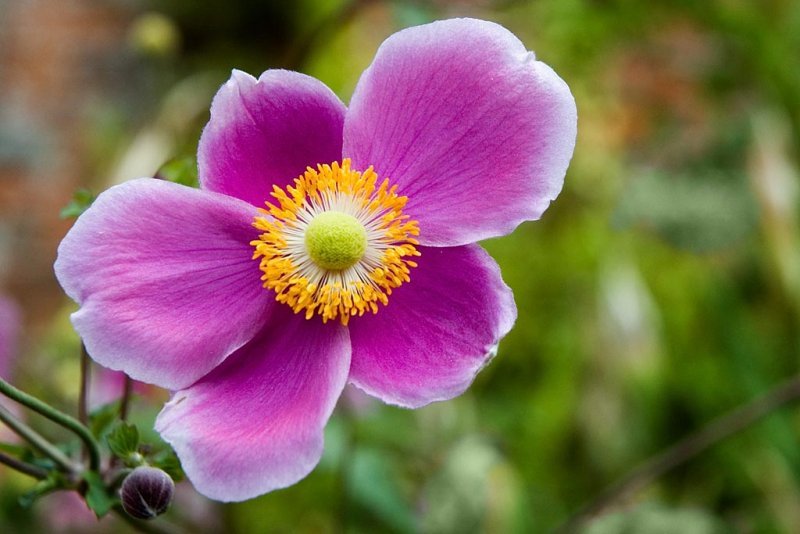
[55, 179, 271, 390]
[199, 69, 346, 207]
[155, 307, 350, 502]
[344, 18, 577, 246]
[348, 244, 516, 408]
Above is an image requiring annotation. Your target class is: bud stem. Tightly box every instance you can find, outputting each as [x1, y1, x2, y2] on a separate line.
[78, 342, 90, 426]
[0, 450, 48, 479]
[120, 375, 133, 421]
[0, 403, 77, 473]
[0, 376, 101, 471]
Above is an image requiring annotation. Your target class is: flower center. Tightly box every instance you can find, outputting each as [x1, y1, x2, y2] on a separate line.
[251, 159, 420, 325]
[304, 211, 367, 270]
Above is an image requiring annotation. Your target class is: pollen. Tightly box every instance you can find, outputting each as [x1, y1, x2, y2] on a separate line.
[250, 159, 420, 325]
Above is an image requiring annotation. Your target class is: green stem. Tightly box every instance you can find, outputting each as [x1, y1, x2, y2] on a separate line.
[120, 375, 133, 421]
[0, 450, 48, 479]
[0, 404, 77, 473]
[0, 377, 101, 471]
[79, 343, 90, 426]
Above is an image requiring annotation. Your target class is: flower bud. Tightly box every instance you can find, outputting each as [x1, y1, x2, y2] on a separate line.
[120, 466, 174, 520]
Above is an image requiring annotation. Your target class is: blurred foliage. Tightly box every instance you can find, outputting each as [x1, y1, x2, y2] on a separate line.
[59, 189, 96, 220]
[3, 0, 800, 532]
[582, 504, 731, 534]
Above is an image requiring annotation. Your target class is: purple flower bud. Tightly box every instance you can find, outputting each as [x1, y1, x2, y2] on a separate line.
[120, 466, 174, 520]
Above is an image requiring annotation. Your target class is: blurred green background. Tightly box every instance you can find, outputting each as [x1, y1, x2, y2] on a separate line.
[1, 0, 800, 532]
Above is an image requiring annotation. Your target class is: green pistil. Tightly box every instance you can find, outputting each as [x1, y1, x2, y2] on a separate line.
[305, 211, 367, 270]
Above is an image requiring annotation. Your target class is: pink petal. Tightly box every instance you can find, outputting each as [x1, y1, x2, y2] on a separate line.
[198, 69, 346, 207]
[155, 306, 350, 502]
[55, 179, 271, 390]
[89, 366, 154, 410]
[0, 296, 20, 380]
[348, 244, 516, 408]
[344, 18, 577, 246]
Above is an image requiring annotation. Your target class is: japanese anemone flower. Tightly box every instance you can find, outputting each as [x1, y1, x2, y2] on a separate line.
[54, 18, 576, 501]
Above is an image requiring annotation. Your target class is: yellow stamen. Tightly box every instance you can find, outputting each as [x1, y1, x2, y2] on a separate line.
[250, 159, 420, 325]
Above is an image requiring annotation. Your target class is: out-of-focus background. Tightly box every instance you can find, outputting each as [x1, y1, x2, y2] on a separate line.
[1, 0, 799, 532]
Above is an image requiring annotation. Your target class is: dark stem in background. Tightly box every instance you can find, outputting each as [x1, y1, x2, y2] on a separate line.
[0, 450, 48, 479]
[0, 403, 77, 473]
[120, 376, 133, 422]
[79, 343, 90, 426]
[555, 374, 800, 533]
[0, 376, 101, 471]
[109, 376, 134, 472]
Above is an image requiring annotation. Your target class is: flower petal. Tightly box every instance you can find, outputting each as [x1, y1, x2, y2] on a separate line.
[0, 296, 20, 380]
[55, 179, 270, 390]
[155, 306, 350, 502]
[199, 69, 346, 207]
[348, 244, 516, 408]
[344, 18, 577, 246]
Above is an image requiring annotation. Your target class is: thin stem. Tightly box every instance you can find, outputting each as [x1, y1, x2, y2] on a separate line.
[0, 450, 48, 479]
[78, 343, 90, 426]
[108, 376, 135, 472]
[0, 404, 77, 473]
[0, 377, 101, 471]
[555, 374, 800, 532]
[120, 375, 133, 421]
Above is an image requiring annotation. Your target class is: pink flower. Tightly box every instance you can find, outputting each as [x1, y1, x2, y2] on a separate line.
[0, 295, 20, 382]
[0, 295, 21, 443]
[55, 19, 576, 501]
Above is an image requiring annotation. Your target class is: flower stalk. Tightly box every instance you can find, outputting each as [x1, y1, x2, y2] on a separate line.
[120, 375, 133, 422]
[0, 449, 48, 479]
[78, 342, 90, 425]
[0, 376, 101, 471]
[0, 403, 77, 473]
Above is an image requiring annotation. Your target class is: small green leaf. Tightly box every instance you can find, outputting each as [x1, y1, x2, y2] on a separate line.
[0, 442, 29, 456]
[107, 422, 140, 459]
[151, 449, 184, 482]
[349, 448, 416, 532]
[60, 188, 96, 219]
[83, 470, 115, 517]
[89, 401, 120, 438]
[155, 156, 198, 187]
[19, 473, 65, 509]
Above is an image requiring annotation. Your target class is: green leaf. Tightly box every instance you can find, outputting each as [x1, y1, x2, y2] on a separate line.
[151, 449, 184, 482]
[60, 188, 96, 219]
[155, 156, 198, 187]
[348, 448, 415, 533]
[19, 473, 66, 509]
[107, 422, 140, 459]
[83, 470, 115, 517]
[89, 401, 120, 438]
[0, 442, 29, 456]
